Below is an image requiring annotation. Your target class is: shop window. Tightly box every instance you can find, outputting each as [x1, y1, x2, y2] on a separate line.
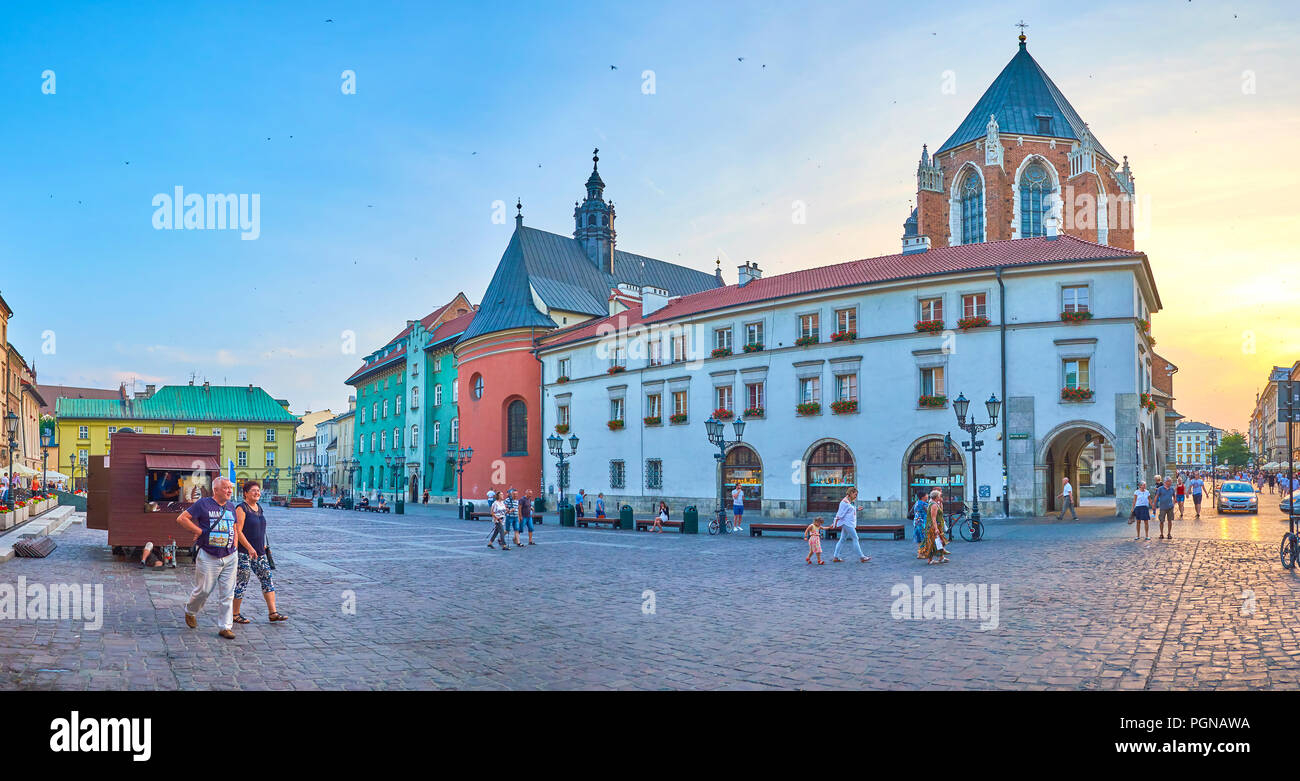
[724, 445, 762, 510]
[906, 438, 964, 502]
[806, 442, 854, 513]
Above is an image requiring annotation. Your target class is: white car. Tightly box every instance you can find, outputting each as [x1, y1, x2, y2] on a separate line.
[1217, 481, 1258, 514]
[1282, 489, 1300, 515]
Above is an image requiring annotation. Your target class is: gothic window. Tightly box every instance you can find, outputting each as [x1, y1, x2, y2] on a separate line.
[1020, 162, 1050, 238]
[506, 399, 527, 454]
[958, 170, 984, 244]
[588, 214, 596, 226]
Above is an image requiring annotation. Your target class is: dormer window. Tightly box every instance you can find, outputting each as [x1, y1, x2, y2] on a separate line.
[1035, 115, 1051, 135]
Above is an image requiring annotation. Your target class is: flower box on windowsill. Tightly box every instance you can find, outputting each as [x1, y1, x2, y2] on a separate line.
[742, 343, 765, 353]
[710, 347, 733, 359]
[607, 419, 625, 431]
[796, 402, 821, 416]
[830, 331, 857, 343]
[1060, 387, 1094, 402]
[669, 413, 688, 425]
[743, 407, 764, 419]
[918, 394, 948, 409]
[643, 416, 662, 426]
[1060, 310, 1093, 323]
[607, 366, 626, 375]
[1137, 317, 1151, 334]
[555, 376, 570, 384]
[795, 336, 818, 347]
[830, 399, 859, 414]
[713, 408, 734, 421]
[957, 315, 990, 330]
[915, 319, 945, 333]
[554, 424, 570, 434]
[1139, 392, 1157, 413]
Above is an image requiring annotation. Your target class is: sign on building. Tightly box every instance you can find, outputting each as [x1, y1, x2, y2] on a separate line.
[1279, 381, 1300, 423]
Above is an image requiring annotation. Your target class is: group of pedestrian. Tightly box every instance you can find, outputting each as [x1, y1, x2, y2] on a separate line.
[178, 477, 287, 639]
[486, 487, 536, 550]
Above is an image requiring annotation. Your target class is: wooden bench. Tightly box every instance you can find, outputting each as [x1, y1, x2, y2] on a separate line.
[635, 518, 683, 531]
[356, 503, 390, 513]
[576, 516, 619, 528]
[749, 522, 905, 540]
[287, 497, 313, 508]
[469, 511, 494, 521]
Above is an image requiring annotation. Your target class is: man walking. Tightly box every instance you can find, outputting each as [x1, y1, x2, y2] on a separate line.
[1155, 476, 1177, 540]
[830, 487, 870, 564]
[1188, 472, 1205, 519]
[1058, 476, 1078, 521]
[519, 489, 536, 545]
[731, 484, 745, 533]
[488, 491, 510, 550]
[505, 488, 522, 547]
[177, 476, 242, 639]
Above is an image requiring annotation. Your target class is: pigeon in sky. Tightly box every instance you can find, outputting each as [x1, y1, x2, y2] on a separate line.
[737, 57, 744, 62]
[325, 18, 333, 22]
[610, 65, 617, 70]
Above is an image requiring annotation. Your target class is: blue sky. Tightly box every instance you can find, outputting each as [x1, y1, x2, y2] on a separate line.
[1, 0, 1296, 429]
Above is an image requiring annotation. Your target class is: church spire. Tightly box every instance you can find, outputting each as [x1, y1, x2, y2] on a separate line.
[574, 148, 616, 273]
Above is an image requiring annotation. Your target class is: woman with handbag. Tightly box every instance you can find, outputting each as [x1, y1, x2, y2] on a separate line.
[919, 489, 950, 564]
[232, 479, 288, 624]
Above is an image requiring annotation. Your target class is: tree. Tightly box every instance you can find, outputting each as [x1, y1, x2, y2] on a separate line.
[1214, 432, 1251, 468]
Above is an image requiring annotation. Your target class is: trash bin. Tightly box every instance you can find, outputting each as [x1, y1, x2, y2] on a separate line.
[396, 498, 404, 515]
[316, 497, 324, 508]
[463, 501, 474, 519]
[560, 505, 576, 527]
[343, 497, 353, 510]
[533, 497, 547, 513]
[682, 505, 699, 534]
[619, 504, 634, 530]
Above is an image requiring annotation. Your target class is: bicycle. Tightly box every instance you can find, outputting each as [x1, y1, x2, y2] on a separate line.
[707, 509, 734, 535]
[1282, 531, 1299, 569]
[943, 504, 984, 542]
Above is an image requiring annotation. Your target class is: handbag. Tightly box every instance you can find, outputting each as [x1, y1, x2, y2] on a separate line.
[263, 533, 276, 570]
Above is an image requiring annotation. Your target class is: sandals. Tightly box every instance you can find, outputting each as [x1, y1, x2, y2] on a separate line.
[233, 613, 251, 624]
[268, 612, 289, 622]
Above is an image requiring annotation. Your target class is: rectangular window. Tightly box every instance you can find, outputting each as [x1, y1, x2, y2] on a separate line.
[799, 313, 820, 341]
[432, 421, 440, 446]
[645, 394, 662, 419]
[107, 426, 117, 435]
[836, 374, 858, 402]
[799, 377, 821, 404]
[646, 459, 663, 490]
[186, 427, 197, 436]
[396, 395, 403, 414]
[610, 345, 626, 369]
[557, 358, 571, 378]
[609, 459, 626, 490]
[159, 426, 170, 435]
[266, 429, 275, 442]
[671, 334, 687, 363]
[1064, 358, 1090, 390]
[746, 382, 764, 411]
[558, 404, 571, 428]
[211, 428, 221, 437]
[237, 451, 248, 467]
[921, 366, 946, 397]
[265, 451, 276, 467]
[962, 293, 987, 318]
[835, 308, 856, 334]
[672, 390, 688, 417]
[610, 398, 625, 422]
[452, 382, 459, 402]
[237, 428, 248, 441]
[745, 321, 764, 348]
[713, 328, 732, 352]
[716, 385, 733, 412]
[433, 385, 442, 406]
[1062, 285, 1090, 313]
[919, 297, 943, 322]
[78, 449, 88, 464]
[78, 425, 88, 439]
[648, 340, 663, 366]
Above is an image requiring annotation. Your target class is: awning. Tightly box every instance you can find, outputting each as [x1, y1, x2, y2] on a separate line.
[144, 454, 220, 472]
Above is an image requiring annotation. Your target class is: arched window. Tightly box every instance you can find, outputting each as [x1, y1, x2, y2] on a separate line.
[394, 427, 401, 449]
[432, 421, 440, 446]
[1020, 162, 1050, 237]
[587, 214, 596, 226]
[434, 385, 442, 406]
[958, 170, 984, 244]
[411, 387, 419, 407]
[381, 431, 387, 451]
[806, 442, 855, 512]
[411, 424, 419, 449]
[359, 434, 365, 453]
[506, 400, 528, 454]
[907, 438, 965, 503]
[472, 374, 484, 400]
[451, 418, 459, 443]
[370, 432, 376, 451]
[382, 399, 389, 418]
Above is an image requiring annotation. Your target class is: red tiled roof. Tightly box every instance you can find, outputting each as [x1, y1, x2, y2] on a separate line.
[541, 236, 1145, 349]
[345, 298, 475, 384]
[424, 310, 475, 350]
[35, 384, 124, 416]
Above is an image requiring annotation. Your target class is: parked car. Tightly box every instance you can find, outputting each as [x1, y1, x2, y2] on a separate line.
[1217, 481, 1258, 514]
[1282, 489, 1300, 515]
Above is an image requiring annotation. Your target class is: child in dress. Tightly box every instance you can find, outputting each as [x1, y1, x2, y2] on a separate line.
[804, 516, 826, 565]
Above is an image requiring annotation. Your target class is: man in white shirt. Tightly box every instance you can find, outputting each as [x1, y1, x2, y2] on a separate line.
[1058, 477, 1078, 521]
[731, 485, 745, 532]
[830, 488, 870, 564]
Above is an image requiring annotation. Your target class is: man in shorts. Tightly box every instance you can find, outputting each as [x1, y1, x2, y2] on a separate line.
[731, 484, 745, 532]
[1188, 473, 1205, 519]
[519, 489, 536, 545]
[505, 488, 522, 547]
[1155, 477, 1176, 540]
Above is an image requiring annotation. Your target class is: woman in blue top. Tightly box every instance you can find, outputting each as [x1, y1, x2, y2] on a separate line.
[595, 493, 606, 518]
[232, 480, 288, 624]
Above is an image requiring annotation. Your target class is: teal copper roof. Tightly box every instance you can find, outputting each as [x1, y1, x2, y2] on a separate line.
[460, 225, 721, 341]
[57, 385, 298, 423]
[936, 41, 1112, 160]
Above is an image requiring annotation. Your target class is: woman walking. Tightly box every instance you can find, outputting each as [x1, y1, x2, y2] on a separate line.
[919, 489, 950, 564]
[1175, 476, 1186, 520]
[830, 488, 870, 564]
[232, 480, 288, 625]
[1130, 480, 1151, 541]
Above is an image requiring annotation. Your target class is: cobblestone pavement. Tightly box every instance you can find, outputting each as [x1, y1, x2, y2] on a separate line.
[2, 496, 1300, 690]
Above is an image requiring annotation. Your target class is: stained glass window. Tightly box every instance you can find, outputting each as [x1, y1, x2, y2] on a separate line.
[959, 171, 983, 244]
[1020, 162, 1050, 237]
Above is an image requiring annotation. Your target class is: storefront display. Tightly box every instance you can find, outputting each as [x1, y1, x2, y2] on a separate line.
[807, 442, 854, 512]
[723, 445, 762, 510]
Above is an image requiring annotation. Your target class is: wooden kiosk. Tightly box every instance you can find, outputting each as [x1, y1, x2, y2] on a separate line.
[86, 431, 221, 553]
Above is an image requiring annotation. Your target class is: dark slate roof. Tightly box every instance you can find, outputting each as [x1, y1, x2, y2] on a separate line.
[460, 225, 721, 341]
[937, 41, 1112, 160]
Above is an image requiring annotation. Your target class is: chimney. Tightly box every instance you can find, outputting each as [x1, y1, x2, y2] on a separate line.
[203, 381, 210, 391]
[140, 384, 156, 399]
[248, 384, 254, 393]
[348, 395, 356, 411]
[737, 261, 762, 287]
[640, 285, 670, 317]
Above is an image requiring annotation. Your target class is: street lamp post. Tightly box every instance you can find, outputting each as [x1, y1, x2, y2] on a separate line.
[4, 412, 18, 506]
[547, 432, 580, 511]
[952, 392, 1001, 527]
[703, 415, 746, 533]
[1208, 429, 1219, 499]
[448, 446, 473, 518]
[69, 454, 77, 494]
[383, 455, 393, 504]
